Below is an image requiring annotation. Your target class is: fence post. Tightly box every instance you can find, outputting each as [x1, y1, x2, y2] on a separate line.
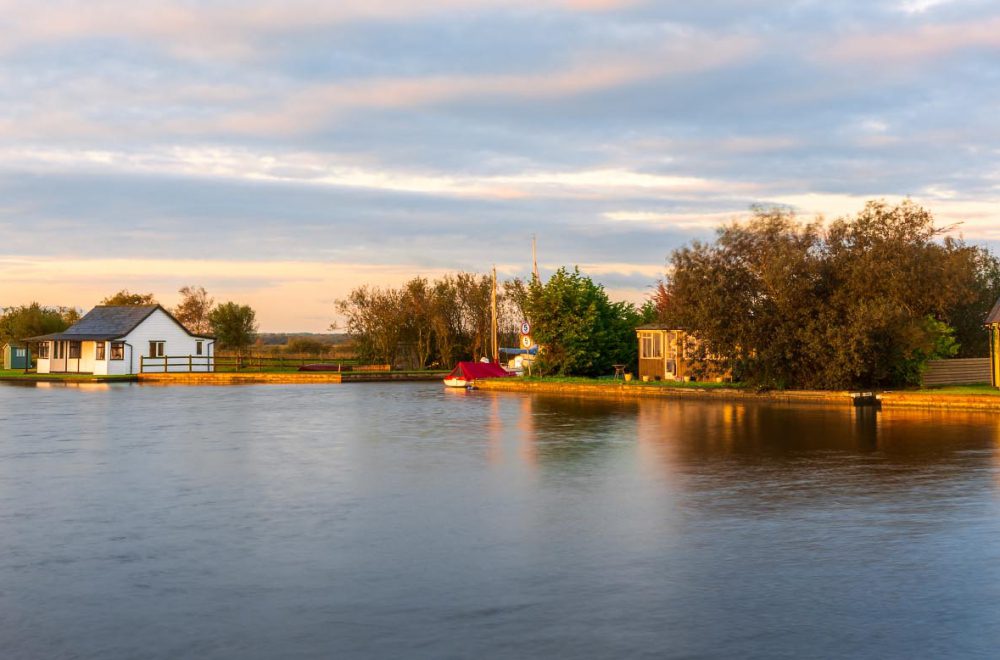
[140, 355, 144, 374]
[189, 355, 193, 372]
[163, 355, 168, 373]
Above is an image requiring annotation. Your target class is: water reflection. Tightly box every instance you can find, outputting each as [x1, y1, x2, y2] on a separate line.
[4, 382, 1000, 659]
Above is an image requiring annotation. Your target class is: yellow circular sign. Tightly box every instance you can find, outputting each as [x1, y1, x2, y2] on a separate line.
[520, 335, 533, 349]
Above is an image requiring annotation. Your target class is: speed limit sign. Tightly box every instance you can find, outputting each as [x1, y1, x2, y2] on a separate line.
[520, 321, 531, 335]
[520, 334, 533, 349]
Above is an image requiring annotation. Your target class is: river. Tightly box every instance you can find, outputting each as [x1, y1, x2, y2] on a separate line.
[2, 382, 999, 658]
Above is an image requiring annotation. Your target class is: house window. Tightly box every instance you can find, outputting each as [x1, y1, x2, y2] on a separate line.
[54, 342, 63, 359]
[149, 341, 165, 358]
[110, 342, 124, 360]
[69, 341, 81, 359]
[95, 342, 106, 361]
[38, 343, 49, 359]
[640, 332, 662, 359]
[195, 340, 204, 356]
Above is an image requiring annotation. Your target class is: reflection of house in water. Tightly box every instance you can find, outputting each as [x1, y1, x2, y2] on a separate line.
[636, 324, 729, 382]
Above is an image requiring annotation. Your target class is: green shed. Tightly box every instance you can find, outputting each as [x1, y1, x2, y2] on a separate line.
[2, 343, 31, 370]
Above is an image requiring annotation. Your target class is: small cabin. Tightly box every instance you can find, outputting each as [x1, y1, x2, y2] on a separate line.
[988, 297, 1000, 388]
[28, 304, 214, 376]
[636, 324, 728, 382]
[2, 343, 31, 370]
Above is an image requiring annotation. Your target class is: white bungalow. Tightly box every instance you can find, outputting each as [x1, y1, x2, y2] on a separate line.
[29, 305, 214, 375]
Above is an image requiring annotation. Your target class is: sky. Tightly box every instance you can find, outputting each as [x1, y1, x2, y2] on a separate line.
[1, 0, 999, 331]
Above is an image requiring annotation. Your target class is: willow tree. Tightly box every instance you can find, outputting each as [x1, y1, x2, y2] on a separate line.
[664, 201, 989, 389]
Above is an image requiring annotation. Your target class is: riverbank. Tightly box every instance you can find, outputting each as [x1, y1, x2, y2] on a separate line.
[474, 378, 1000, 412]
[136, 370, 448, 385]
[0, 369, 447, 385]
[0, 370, 136, 383]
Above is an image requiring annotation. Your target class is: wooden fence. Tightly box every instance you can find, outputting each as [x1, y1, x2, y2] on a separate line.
[139, 355, 389, 374]
[921, 358, 992, 386]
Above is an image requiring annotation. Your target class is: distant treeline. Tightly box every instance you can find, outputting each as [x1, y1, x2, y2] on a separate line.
[256, 333, 350, 346]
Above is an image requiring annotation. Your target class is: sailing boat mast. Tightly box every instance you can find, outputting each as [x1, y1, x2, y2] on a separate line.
[531, 234, 539, 281]
[491, 265, 499, 364]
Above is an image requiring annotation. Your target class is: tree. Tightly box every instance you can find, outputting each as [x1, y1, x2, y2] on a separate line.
[943, 244, 1000, 357]
[402, 278, 435, 369]
[173, 285, 214, 335]
[101, 290, 156, 306]
[0, 303, 76, 345]
[526, 267, 640, 377]
[335, 286, 406, 365]
[455, 273, 493, 360]
[663, 200, 989, 389]
[209, 302, 258, 356]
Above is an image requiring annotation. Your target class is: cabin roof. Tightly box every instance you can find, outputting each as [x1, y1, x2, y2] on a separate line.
[635, 323, 680, 331]
[987, 297, 1000, 325]
[26, 305, 213, 342]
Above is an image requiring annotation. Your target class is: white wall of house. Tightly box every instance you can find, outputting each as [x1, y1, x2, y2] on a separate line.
[112, 308, 213, 375]
[36, 309, 213, 375]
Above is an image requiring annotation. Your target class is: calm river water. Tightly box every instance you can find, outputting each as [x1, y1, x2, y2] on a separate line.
[2, 382, 1000, 659]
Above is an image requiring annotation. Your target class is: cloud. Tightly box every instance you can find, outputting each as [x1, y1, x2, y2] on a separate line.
[0, 0, 644, 59]
[0, 145, 756, 202]
[822, 16, 1000, 67]
[2, 0, 1000, 329]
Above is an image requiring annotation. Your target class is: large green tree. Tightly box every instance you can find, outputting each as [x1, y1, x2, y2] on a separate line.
[208, 302, 258, 356]
[0, 303, 77, 345]
[526, 267, 640, 377]
[664, 201, 990, 389]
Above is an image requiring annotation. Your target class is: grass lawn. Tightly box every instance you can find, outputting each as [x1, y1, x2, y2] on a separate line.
[917, 383, 1000, 396]
[521, 375, 743, 389]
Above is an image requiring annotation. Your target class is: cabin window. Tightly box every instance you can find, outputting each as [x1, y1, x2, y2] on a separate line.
[54, 342, 63, 359]
[69, 341, 81, 359]
[640, 332, 662, 359]
[149, 341, 165, 358]
[95, 342, 106, 361]
[195, 340, 204, 356]
[38, 343, 49, 358]
[110, 342, 124, 360]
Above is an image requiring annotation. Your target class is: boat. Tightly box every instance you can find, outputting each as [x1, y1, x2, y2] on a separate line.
[443, 361, 514, 387]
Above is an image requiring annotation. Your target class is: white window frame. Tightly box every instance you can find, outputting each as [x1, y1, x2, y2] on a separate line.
[640, 332, 663, 359]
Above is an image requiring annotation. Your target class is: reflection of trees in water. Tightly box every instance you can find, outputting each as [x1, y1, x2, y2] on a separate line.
[506, 395, 1000, 492]
[519, 395, 640, 465]
[629, 399, 1000, 516]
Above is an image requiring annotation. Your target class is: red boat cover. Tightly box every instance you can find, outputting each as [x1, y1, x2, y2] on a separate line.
[446, 361, 513, 380]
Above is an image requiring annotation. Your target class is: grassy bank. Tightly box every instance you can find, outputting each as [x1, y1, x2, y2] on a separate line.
[478, 376, 1000, 412]
[915, 384, 1000, 396]
[521, 375, 740, 389]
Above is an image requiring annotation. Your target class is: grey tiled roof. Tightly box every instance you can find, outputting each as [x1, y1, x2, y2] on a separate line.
[28, 305, 160, 341]
[987, 297, 1000, 325]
